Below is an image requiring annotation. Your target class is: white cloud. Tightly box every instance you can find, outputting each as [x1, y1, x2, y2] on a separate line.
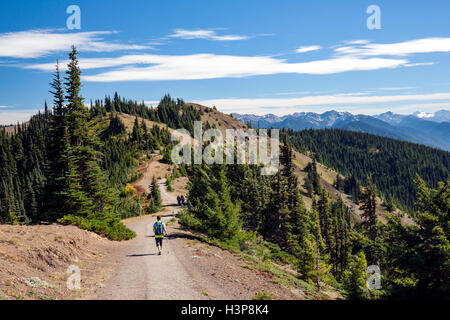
[0, 29, 147, 58]
[296, 45, 321, 53]
[394, 102, 450, 112]
[144, 100, 160, 106]
[191, 92, 450, 115]
[404, 62, 435, 67]
[18, 35, 449, 83]
[56, 54, 406, 82]
[25, 55, 160, 71]
[0, 109, 40, 125]
[275, 91, 312, 96]
[335, 37, 450, 57]
[379, 86, 416, 91]
[343, 40, 371, 45]
[168, 29, 249, 41]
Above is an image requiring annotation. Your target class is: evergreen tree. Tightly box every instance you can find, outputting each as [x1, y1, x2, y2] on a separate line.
[385, 194, 396, 212]
[60, 46, 115, 216]
[360, 176, 378, 237]
[345, 171, 360, 202]
[382, 176, 449, 298]
[335, 175, 343, 192]
[46, 59, 68, 220]
[304, 159, 321, 195]
[101, 113, 126, 140]
[329, 198, 351, 280]
[131, 116, 142, 145]
[180, 164, 241, 240]
[342, 251, 369, 300]
[148, 176, 162, 213]
[359, 176, 379, 264]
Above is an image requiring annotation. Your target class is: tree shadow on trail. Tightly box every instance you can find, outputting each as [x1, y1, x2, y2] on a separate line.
[145, 231, 201, 242]
[165, 231, 205, 242]
[127, 253, 158, 257]
[161, 212, 177, 218]
[163, 203, 179, 208]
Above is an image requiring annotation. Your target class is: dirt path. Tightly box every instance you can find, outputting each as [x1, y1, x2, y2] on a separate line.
[95, 179, 205, 300]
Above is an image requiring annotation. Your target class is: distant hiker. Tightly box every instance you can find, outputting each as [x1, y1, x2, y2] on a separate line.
[177, 195, 181, 206]
[180, 195, 185, 206]
[153, 216, 168, 255]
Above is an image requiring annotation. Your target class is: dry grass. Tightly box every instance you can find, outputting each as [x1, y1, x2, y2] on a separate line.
[0, 224, 124, 300]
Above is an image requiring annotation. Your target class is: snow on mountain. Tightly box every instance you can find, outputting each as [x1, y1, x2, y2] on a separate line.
[413, 111, 434, 119]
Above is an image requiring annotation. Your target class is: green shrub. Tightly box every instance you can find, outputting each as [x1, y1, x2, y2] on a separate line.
[115, 197, 140, 219]
[128, 171, 143, 183]
[58, 213, 136, 241]
[252, 292, 274, 300]
[178, 209, 203, 232]
[166, 175, 174, 192]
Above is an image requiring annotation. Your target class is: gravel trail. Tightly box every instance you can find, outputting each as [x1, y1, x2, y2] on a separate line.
[96, 179, 205, 300]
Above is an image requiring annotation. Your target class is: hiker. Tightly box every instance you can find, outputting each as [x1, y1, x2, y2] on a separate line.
[180, 195, 185, 206]
[153, 216, 168, 255]
[177, 195, 181, 206]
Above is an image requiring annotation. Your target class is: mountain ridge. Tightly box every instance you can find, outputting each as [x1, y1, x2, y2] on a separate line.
[233, 109, 450, 151]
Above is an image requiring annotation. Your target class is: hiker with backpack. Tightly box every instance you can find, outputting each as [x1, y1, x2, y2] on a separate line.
[153, 216, 168, 255]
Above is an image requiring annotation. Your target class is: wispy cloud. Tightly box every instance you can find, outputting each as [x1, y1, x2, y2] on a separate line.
[296, 45, 322, 53]
[18, 35, 449, 83]
[26, 53, 407, 80]
[168, 29, 249, 41]
[25, 55, 160, 71]
[404, 62, 435, 67]
[343, 40, 371, 45]
[394, 102, 450, 111]
[57, 54, 405, 82]
[192, 92, 450, 115]
[0, 108, 40, 125]
[335, 37, 450, 57]
[0, 29, 147, 59]
[379, 86, 416, 91]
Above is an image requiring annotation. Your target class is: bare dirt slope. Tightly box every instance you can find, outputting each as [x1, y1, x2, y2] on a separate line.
[0, 224, 125, 300]
[189, 103, 248, 137]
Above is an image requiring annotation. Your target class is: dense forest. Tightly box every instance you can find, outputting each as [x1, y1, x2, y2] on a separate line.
[287, 128, 449, 211]
[90, 92, 202, 133]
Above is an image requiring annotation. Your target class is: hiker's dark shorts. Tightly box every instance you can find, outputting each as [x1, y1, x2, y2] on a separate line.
[155, 237, 163, 246]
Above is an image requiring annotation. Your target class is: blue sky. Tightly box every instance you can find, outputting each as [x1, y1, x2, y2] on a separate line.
[1, 0, 450, 124]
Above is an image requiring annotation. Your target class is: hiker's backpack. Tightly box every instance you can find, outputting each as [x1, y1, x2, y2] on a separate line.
[155, 222, 164, 236]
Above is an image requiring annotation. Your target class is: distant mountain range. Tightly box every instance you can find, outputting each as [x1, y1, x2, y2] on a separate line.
[232, 110, 450, 151]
